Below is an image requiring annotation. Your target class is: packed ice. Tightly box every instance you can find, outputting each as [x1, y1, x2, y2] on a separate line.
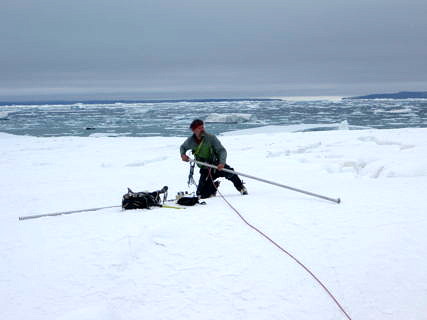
[1, 126, 426, 319]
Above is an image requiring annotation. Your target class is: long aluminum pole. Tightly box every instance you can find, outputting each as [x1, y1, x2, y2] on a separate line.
[192, 160, 341, 204]
[19, 205, 121, 221]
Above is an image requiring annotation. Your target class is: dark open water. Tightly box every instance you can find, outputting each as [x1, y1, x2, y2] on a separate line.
[0, 98, 426, 137]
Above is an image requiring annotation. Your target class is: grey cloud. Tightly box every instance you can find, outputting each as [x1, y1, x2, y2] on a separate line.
[1, 0, 426, 99]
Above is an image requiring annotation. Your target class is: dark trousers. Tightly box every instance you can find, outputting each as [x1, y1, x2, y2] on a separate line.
[197, 164, 244, 199]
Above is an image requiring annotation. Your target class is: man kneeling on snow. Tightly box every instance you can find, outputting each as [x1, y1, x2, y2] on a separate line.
[180, 119, 248, 199]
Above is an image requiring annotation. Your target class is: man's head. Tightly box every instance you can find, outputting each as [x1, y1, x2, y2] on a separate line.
[190, 119, 204, 137]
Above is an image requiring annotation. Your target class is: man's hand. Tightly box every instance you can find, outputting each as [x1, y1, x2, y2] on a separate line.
[217, 163, 225, 171]
[181, 154, 190, 162]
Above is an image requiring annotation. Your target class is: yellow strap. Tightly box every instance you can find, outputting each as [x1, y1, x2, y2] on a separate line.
[161, 205, 186, 210]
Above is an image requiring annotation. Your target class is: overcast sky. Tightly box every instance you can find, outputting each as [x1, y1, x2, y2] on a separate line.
[1, 0, 426, 100]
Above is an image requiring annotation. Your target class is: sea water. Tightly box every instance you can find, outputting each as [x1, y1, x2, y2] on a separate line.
[0, 98, 426, 137]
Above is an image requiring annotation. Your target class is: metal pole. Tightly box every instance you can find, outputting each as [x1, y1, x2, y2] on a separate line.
[19, 205, 121, 221]
[192, 160, 341, 204]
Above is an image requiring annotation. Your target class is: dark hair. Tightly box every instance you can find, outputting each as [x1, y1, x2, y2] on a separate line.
[190, 119, 204, 130]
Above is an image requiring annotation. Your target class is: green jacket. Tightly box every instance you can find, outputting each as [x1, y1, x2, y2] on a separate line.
[180, 132, 227, 165]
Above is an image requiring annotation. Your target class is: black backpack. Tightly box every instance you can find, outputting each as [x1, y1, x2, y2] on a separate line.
[122, 186, 168, 210]
[177, 196, 200, 206]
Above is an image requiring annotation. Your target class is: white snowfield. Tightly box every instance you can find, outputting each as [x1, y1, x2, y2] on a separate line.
[1, 127, 426, 320]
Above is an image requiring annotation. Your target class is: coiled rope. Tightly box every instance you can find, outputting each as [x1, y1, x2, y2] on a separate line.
[208, 168, 352, 320]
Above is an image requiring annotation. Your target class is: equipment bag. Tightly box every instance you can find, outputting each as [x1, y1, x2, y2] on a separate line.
[122, 186, 168, 210]
[177, 196, 200, 206]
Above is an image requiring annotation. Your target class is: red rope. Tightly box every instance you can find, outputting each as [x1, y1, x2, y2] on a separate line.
[208, 168, 352, 320]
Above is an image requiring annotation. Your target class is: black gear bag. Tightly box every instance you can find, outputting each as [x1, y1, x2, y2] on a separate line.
[122, 186, 168, 210]
[177, 196, 200, 206]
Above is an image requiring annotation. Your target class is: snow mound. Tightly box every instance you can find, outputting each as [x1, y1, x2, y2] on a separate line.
[205, 113, 255, 123]
[386, 107, 413, 113]
[222, 121, 370, 135]
[323, 134, 424, 178]
[0, 111, 11, 119]
[89, 132, 131, 137]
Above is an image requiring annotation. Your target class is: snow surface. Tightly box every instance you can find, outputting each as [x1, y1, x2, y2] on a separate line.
[1, 128, 427, 320]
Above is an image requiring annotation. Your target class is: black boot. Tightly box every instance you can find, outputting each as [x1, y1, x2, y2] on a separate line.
[239, 185, 248, 195]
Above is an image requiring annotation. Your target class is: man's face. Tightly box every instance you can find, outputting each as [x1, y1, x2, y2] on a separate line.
[192, 125, 204, 136]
